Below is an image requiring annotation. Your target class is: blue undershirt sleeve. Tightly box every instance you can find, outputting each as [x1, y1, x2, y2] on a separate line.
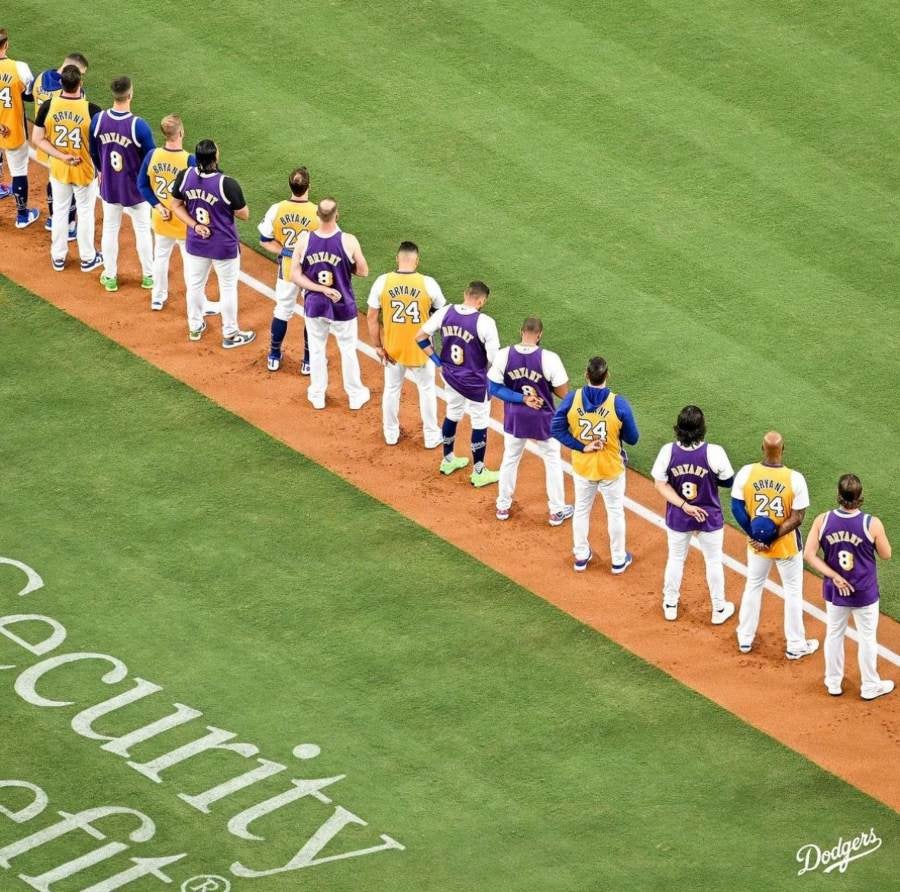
[551, 392, 583, 451]
[136, 152, 158, 206]
[615, 395, 640, 446]
[135, 118, 155, 158]
[731, 497, 753, 536]
[88, 115, 102, 172]
[489, 382, 525, 404]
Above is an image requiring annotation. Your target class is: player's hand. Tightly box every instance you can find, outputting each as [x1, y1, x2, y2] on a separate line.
[376, 347, 394, 366]
[157, 206, 172, 222]
[0, 123, 10, 138]
[683, 504, 708, 522]
[63, 154, 82, 166]
[323, 287, 342, 302]
[749, 539, 769, 553]
[194, 224, 211, 239]
[831, 573, 855, 595]
[524, 393, 544, 410]
[583, 439, 606, 453]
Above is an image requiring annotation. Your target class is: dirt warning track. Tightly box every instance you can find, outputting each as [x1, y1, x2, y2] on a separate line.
[2, 171, 898, 812]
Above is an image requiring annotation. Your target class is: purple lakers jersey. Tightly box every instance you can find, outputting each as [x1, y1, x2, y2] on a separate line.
[440, 306, 489, 401]
[301, 231, 357, 322]
[180, 168, 239, 260]
[665, 442, 723, 533]
[93, 111, 144, 206]
[503, 347, 553, 440]
[820, 511, 879, 608]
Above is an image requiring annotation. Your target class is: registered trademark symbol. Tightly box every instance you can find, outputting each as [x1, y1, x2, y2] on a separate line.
[180, 876, 231, 892]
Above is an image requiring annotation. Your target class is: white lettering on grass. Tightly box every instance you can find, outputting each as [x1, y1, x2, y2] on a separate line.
[0, 781, 49, 824]
[0, 615, 66, 658]
[0, 558, 44, 598]
[15, 652, 128, 708]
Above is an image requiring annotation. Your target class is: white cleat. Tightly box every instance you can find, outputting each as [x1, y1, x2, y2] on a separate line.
[663, 603, 678, 622]
[861, 679, 894, 701]
[785, 639, 820, 661]
[711, 601, 735, 625]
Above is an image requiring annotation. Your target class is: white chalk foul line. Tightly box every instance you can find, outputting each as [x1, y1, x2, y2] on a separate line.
[237, 268, 900, 668]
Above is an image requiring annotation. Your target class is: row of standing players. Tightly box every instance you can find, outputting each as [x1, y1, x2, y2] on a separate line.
[0, 46, 893, 702]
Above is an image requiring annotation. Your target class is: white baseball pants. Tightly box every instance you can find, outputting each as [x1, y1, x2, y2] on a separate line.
[737, 551, 807, 652]
[572, 471, 627, 565]
[183, 253, 240, 338]
[497, 434, 566, 515]
[49, 177, 98, 263]
[101, 200, 153, 279]
[272, 277, 304, 321]
[2, 142, 29, 176]
[663, 528, 726, 610]
[382, 361, 440, 447]
[824, 601, 884, 697]
[152, 234, 218, 310]
[305, 316, 370, 408]
[443, 382, 491, 428]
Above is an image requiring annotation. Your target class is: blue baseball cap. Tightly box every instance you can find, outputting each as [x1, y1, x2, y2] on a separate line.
[750, 516, 778, 545]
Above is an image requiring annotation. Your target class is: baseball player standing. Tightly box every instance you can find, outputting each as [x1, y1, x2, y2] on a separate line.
[31, 65, 102, 271]
[90, 76, 155, 292]
[551, 357, 638, 573]
[488, 316, 573, 524]
[290, 197, 370, 410]
[169, 139, 255, 347]
[0, 28, 39, 229]
[731, 431, 818, 659]
[260, 167, 317, 374]
[651, 405, 735, 623]
[415, 281, 501, 487]
[804, 474, 894, 700]
[366, 241, 446, 448]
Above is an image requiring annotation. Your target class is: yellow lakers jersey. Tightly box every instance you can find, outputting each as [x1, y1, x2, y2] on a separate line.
[742, 463, 800, 558]
[45, 96, 94, 185]
[0, 59, 28, 148]
[147, 147, 191, 239]
[271, 199, 317, 279]
[380, 272, 433, 366]
[567, 389, 624, 480]
[32, 70, 62, 163]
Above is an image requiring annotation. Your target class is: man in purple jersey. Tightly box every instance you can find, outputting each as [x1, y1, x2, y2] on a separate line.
[89, 76, 155, 292]
[805, 475, 894, 700]
[651, 406, 736, 624]
[170, 139, 255, 348]
[290, 197, 370, 410]
[416, 281, 501, 488]
[487, 317, 573, 524]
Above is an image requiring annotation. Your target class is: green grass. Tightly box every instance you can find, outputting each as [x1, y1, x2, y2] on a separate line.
[1, 280, 898, 890]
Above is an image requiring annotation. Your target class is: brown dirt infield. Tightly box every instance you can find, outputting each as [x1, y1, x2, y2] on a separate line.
[2, 166, 898, 812]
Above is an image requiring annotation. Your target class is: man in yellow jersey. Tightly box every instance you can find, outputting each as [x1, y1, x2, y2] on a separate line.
[32, 51, 89, 236]
[366, 241, 447, 448]
[31, 64, 102, 271]
[552, 357, 639, 573]
[0, 28, 39, 229]
[730, 431, 817, 660]
[259, 166, 317, 373]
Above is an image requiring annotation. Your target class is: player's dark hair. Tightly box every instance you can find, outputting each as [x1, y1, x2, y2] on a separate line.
[398, 241, 419, 254]
[65, 52, 89, 69]
[838, 474, 863, 509]
[111, 76, 132, 100]
[289, 166, 310, 197]
[674, 405, 706, 447]
[59, 64, 83, 93]
[522, 316, 543, 334]
[0, 29, 8, 48]
[194, 140, 218, 172]
[586, 356, 609, 386]
[465, 280, 490, 299]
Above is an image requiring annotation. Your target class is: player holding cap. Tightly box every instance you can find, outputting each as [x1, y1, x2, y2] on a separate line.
[415, 280, 501, 487]
[488, 316, 573, 524]
[804, 474, 894, 700]
[731, 431, 818, 660]
[367, 241, 446, 448]
[651, 405, 735, 623]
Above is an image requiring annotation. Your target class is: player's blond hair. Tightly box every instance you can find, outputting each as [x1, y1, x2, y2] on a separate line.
[317, 198, 338, 222]
[160, 115, 184, 140]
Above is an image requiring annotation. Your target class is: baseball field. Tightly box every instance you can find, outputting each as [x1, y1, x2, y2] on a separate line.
[1, 1, 898, 889]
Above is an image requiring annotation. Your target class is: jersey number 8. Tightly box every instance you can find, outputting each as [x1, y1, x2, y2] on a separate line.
[837, 550, 855, 572]
[449, 344, 465, 366]
[681, 481, 698, 501]
[110, 150, 123, 172]
[195, 208, 210, 226]
[317, 270, 334, 287]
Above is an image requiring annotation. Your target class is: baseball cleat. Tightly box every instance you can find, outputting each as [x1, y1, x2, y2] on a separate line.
[439, 455, 469, 476]
[267, 352, 282, 371]
[0, 183, 11, 199]
[203, 302, 221, 316]
[573, 549, 593, 572]
[470, 468, 500, 488]
[424, 437, 443, 450]
[309, 396, 326, 410]
[44, 216, 53, 231]
[222, 330, 257, 349]
[549, 505, 575, 526]
[99, 274, 118, 291]
[349, 392, 371, 411]
[68, 221, 77, 241]
[826, 684, 843, 697]
[150, 296, 166, 311]
[663, 603, 678, 621]
[300, 361, 311, 375]
[711, 601, 736, 625]
[15, 208, 40, 229]
[738, 641, 753, 654]
[188, 321, 207, 341]
[496, 506, 511, 521]
[861, 680, 894, 701]
[785, 639, 820, 661]
[51, 258, 66, 272]
[81, 253, 103, 272]
[611, 552, 634, 575]
[141, 275, 154, 290]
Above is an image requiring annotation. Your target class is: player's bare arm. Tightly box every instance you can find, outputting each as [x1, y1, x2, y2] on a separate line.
[803, 513, 854, 594]
[366, 307, 394, 365]
[871, 517, 892, 560]
[31, 123, 81, 166]
[654, 479, 709, 523]
[259, 237, 282, 255]
[233, 203, 250, 222]
[170, 197, 210, 239]
[290, 231, 338, 298]
[344, 234, 368, 277]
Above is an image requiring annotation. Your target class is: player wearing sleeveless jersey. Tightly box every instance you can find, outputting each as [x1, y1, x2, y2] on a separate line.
[552, 357, 639, 573]
[31, 65, 102, 272]
[366, 241, 446, 448]
[90, 76, 155, 291]
[488, 317, 573, 525]
[804, 475, 894, 700]
[259, 167, 317, 374]
[170, 139, 255, 348]
[0, 28, 39, 229]
[33, 51, 89, 236]
[290, 197, 370, 410]
[416, 281, 502, 488]
[731, 431, 817, 660]
[651, 406, 736, 624]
